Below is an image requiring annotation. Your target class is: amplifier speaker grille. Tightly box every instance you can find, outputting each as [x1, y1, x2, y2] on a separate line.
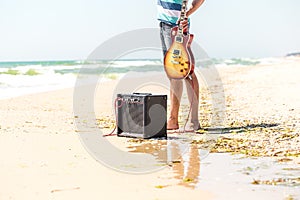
[117, 93, 167, 139]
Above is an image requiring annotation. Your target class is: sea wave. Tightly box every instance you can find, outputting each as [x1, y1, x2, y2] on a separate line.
[0, 57, 298, 99]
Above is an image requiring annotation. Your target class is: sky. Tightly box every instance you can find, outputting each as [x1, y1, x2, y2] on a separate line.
[0, 0, 299, 61]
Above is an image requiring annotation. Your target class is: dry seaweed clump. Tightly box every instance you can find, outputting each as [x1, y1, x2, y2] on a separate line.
[210, 126, 300, 159]
[96, 116, 115, 129]
[251, 177, 300, 187]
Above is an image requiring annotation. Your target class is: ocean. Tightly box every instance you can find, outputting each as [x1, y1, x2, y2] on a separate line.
[0, 57, 293, 100]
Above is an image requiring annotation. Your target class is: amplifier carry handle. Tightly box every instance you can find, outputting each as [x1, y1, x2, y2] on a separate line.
[133, 93, 152, 96]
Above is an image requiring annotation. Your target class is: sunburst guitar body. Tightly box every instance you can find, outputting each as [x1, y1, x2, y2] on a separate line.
[164, 27, 195, 79]
[163, 0, 195, 79]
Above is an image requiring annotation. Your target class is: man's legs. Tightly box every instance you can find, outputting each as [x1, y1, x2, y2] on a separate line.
[185, 73, 201, 130]
[168, 79, 183, 129]
[169, 73, 200, 130]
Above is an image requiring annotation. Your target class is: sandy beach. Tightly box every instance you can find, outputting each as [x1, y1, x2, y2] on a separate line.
[1, 57, 300, 200]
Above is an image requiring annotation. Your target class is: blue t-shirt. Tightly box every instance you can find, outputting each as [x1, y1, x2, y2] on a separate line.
[157, 0, 183, 26]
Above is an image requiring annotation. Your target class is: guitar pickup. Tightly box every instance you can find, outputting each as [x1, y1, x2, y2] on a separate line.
[172, 49, 181, 56]
[175, 36, 183, 43]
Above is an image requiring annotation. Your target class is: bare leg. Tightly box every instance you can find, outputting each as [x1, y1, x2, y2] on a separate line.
[184, 73, 201, 130]
[168, 79, 183, 130]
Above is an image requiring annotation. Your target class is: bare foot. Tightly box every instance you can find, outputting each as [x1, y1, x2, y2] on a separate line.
[184, 122, 201, 131]
[167, 118, 179, 130]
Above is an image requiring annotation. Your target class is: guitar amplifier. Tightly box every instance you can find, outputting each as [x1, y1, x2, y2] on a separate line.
[117, 93, 167, 139]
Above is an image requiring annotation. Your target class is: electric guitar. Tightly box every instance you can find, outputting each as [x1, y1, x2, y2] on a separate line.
[164, 0, 195, 79]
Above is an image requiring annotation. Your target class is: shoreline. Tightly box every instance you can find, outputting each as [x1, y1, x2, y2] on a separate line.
[1, 56, 299, 100]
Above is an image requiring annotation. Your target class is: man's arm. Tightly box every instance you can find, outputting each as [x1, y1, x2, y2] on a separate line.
[179, 0, 205, 32]
[186, 0, 205, 17]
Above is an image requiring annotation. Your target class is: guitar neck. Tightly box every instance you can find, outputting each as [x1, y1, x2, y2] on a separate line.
[178, 0, 188, 35]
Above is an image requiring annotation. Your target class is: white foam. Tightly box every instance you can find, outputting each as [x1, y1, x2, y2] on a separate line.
[0, 73, 77, 100]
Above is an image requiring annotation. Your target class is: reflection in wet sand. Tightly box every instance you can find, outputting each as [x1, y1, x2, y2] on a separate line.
[172, 143, 201, 188]
[127, 138, 208, 188]
[127, 140, 168, 167]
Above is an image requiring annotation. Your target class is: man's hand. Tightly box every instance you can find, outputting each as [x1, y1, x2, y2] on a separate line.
[177, 17, 189, 33]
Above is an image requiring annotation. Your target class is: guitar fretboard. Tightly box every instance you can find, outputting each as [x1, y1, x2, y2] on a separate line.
[178, 0, 188, 35]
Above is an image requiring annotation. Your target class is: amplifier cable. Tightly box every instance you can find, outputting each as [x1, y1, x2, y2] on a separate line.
[102, 97, 123, 137]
